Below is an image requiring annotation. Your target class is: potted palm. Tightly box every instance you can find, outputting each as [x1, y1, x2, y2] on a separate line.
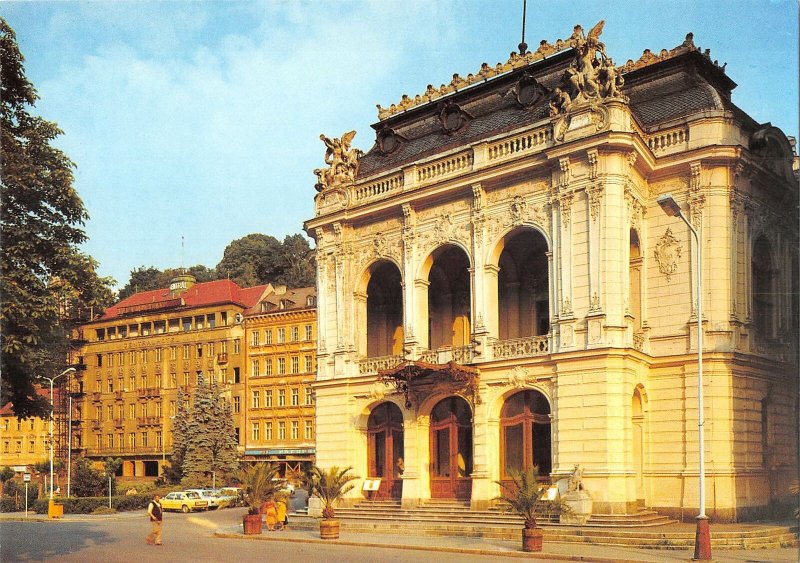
[495, 466, 567, 552]
[307, 465, 359, 540]
[240, 462, 278, 535]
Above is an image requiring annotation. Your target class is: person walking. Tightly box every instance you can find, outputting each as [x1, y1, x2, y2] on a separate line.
[145, 494, 163, 545]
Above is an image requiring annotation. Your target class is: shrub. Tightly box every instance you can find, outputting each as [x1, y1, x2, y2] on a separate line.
[91, 506, 118, 515]
[32, 493, 152, 514]
[1, 498, 20, 512]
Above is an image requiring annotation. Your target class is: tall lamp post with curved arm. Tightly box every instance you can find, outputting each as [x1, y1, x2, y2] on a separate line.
[657, 194, 710, 561]
[40, 367, 77, 501]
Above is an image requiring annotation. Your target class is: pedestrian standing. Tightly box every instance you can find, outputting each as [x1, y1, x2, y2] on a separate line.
[145, 494, 163, 546]
[275, 495, 287, 531]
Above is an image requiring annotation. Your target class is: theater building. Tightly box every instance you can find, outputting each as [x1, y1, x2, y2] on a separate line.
[305, 23, 798, 520]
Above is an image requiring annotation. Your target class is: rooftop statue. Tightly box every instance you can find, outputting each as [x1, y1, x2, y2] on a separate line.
[314, 131, 363, 193]
[550, 21, 627, 117]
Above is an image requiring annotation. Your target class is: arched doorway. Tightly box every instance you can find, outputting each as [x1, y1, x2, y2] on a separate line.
[367, 402, 404, 499]
[430, 396, 472, 499]
[632, 388, 645, 506]
[499, 390, 551, 490]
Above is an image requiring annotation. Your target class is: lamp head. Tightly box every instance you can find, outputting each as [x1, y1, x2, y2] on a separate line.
[657, 194, 682, 217]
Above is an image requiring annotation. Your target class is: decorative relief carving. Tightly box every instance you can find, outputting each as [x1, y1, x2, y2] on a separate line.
[472, 184, 484, 212]
[507, 366, 533, 389]
[559, 192, 574, 226]
[654, 228, 682, 281]
[618, 33, 702, 74]
[510, 195, 528, 226]
[688, 162, 705, 227]
[561, 296, 573, 317]
[587, 149, 599, 180]
[587, 183, 604, 222]
[589, 292, 601, 312]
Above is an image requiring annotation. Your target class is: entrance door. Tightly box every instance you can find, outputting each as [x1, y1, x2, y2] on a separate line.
[367, 402, 404, 499]
[430, 396, 472, 499]
[500, 390, 551, 491]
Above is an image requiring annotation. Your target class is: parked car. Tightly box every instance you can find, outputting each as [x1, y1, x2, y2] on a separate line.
[185, 488, 226, 510]
[218, 487, 244, 507]
[272, 479, 295, 495]
[160, 491, 209, 513]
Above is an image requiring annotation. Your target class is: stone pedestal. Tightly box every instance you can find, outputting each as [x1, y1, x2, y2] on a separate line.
[560, 490, 592, 525]
[307, 495, 322, 518]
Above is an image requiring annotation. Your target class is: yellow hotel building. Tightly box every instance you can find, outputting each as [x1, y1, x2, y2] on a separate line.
[74, 275, 269, 477]
[243, 286, 317, 478]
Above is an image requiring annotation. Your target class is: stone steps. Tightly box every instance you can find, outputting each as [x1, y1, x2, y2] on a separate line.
[287, 514, 799, 550]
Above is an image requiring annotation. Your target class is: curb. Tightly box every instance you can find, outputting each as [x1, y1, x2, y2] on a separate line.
[213, 530, 653, 562]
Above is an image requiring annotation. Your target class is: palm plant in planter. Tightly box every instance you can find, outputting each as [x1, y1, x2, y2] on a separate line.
[240, 462, 278, 535]
[495, 466, 569, 552]
[307, 465, 359, 539]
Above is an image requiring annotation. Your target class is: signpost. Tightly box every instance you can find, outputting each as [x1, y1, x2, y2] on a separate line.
[23, 473, 30, 517]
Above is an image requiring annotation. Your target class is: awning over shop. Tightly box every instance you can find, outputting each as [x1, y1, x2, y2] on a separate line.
[378, 360, 480, 409]
[245, 448, 315, 456]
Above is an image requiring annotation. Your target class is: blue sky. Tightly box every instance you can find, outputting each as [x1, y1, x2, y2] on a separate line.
[4, 1, 797, 290]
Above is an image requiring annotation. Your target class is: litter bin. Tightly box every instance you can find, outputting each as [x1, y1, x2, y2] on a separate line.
[48, 499, 64, 518]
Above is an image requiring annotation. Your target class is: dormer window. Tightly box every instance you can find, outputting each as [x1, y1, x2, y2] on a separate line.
[438, 101, 469, 134]
[307, 296, 317, 307]
[376, 127, 402, 155]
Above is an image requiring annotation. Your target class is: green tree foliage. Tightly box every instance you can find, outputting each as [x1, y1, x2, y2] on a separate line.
[1, 18, 115, 418]
[0, 466, 15, 482]
[71, 457, 105, 497]
[216, 234, 315, 288]
[239, 462, 279, 514]
[163, 387, 189, 484]
[170, 379, 238, 486]
[103, 457, 122, 496]
[117, 265, 217, 300]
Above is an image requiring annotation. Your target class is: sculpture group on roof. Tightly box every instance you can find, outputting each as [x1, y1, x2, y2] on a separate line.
[549, 21, 626, 116]
[314, 131, 363, 192]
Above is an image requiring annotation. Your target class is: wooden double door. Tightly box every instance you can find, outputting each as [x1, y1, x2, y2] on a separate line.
[429, 396, 472, 500]
[367, 402, 404, 499]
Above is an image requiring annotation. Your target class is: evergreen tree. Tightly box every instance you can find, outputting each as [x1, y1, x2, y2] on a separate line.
[163, 387, 189, 484]
[168, 377, 238, 486]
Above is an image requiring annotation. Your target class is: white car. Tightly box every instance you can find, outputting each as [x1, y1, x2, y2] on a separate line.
[185, 488, 225, 509]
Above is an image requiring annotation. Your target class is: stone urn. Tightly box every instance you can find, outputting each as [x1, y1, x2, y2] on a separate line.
[560, 490, 592, 525]
[319, 518, 340, 539]
[522, 527, 543, 552]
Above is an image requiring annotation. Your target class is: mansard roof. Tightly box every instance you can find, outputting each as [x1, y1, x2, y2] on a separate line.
[357, 40, 747, 179]
[245, 286, 316, 316]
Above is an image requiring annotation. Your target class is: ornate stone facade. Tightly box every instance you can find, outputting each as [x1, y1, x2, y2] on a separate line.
[305, 23, 798, 520]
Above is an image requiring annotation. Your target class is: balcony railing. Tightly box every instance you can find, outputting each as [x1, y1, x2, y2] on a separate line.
[491, 336, 549, 360]
[217, 353, 229, 364]
[138, 387, 160, 399]
[137, 417, 161, 427]
[417, 345, 475, 365]
[92, 392, 102, 402]
[358, 355, 404, 375]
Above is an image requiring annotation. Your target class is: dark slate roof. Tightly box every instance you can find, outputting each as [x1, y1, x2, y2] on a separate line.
[357, 50, 748, 179]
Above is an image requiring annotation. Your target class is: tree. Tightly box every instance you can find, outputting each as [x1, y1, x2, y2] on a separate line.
[1, 18, 115, 418]
[215, 233, 315, 288]
[71, 457, 105, 497]
[0, 466, 14, 483]
[163, 387, 189, 485]
[103, 457, 122, 497]
[182, 376, 238, 484]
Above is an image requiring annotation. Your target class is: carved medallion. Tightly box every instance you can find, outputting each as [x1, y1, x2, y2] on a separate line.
[654, 228, 682, 281]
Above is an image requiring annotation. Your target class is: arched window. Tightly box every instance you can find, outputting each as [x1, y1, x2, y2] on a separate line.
[500, 390, 551, 486]
[629, 229, 642, 331]
[497, 230, 549, 339]
[752, 236, 775, 338]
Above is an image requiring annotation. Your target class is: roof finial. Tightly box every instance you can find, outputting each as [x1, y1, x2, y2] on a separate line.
[181, 235, 185, 273]
[518, 0, 528, 55]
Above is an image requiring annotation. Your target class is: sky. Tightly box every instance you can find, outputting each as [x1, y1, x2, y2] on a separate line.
[3, 0, 798, 290]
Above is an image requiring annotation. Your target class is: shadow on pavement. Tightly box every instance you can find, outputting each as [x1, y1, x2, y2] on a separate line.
[2, 521, 115, 562]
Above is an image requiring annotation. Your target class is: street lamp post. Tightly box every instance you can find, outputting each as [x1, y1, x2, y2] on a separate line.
[657, 194, 711, 561]
[40, 367, 77, 501]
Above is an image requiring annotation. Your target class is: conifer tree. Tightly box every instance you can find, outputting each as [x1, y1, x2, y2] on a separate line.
[163, 387, 189, 484]
[181, 375, 238, 484]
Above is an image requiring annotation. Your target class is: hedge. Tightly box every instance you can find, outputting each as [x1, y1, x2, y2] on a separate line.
[31, 493, 153, 514]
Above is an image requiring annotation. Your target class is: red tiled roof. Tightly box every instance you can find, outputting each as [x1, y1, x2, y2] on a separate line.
[99, 280, 270, 321]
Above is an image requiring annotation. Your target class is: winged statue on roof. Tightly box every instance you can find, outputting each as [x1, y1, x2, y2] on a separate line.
[314, 130, 363, 192]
